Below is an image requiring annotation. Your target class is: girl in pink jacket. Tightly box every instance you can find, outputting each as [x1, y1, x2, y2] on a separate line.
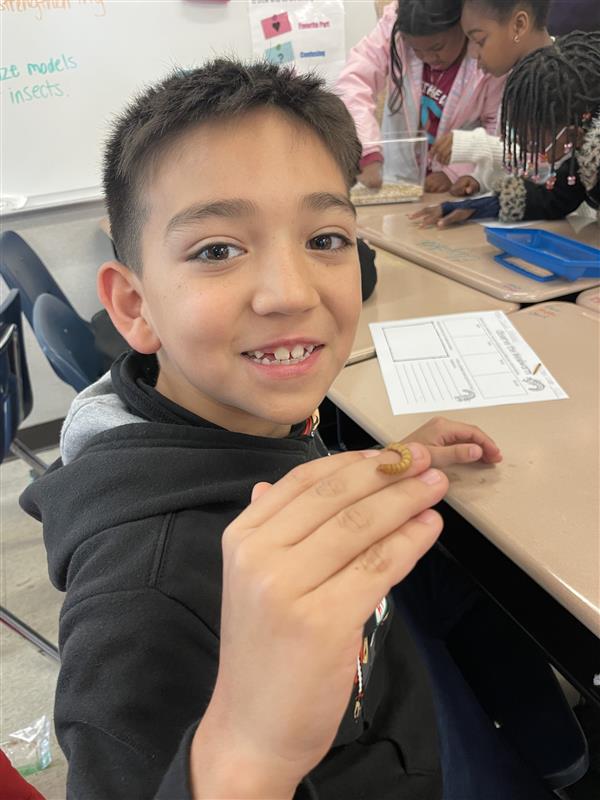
[335, 0, 505, 193]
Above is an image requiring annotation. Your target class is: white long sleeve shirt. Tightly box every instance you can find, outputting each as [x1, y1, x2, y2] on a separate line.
[450, 127, 504, 191]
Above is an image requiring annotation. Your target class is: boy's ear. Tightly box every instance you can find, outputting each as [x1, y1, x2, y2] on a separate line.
[97, 261, 161, 355]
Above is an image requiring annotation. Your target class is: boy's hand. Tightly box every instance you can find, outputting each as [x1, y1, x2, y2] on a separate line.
[191, 446, 446, 799]
[357, 161, 383, 189]
[401, 417, 502, 467]
[450, 176, 480, 196]
[429, 133, 453, 165]
[424, 171, 452, 193]
[410, 204, 476, 228]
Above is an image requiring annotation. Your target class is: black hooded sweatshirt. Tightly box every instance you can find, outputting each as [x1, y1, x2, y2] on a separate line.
[20, 352, 441, 800]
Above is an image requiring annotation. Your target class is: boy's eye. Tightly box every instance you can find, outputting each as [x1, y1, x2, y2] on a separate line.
[194, 243, 244, 261]
[308, 233, 351, 251]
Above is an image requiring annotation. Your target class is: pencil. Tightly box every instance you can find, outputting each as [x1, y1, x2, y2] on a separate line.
[533, 363, 541, 375]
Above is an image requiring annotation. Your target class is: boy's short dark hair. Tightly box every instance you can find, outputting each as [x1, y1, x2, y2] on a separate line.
[103, 59, 362, 272]
[463, 0, 551, 29]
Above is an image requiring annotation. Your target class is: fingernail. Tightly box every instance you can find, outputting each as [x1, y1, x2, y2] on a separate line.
[469, 445, 482, 459]
[407, 443, 425, 461]
[361, 449, 382, 458]
[418, 468, 443, 485]
[416, 509, 439, 525]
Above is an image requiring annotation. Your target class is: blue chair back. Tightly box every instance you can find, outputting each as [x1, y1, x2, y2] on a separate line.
[0, 291, 58, 662]
[33, 293, 104, 392]
[0, 289, 33, 461]
[0, 231, 74, 326]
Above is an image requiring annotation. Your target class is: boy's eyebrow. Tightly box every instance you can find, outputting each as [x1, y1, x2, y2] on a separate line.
[466, 28, 484, 35]
[165, 198, 258, 238]
[165, 193, 355, 239]
[302, 192, 356, 217]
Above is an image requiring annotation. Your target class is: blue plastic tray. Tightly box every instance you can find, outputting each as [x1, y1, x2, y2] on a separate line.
[484, 227, 600, 282]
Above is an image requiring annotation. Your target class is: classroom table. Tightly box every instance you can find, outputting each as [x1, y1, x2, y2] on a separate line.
[357, 195, 600, 304]
[576, 286, 600, 314]
[329, 301, 600, 702]
[348, 248, 519, 364]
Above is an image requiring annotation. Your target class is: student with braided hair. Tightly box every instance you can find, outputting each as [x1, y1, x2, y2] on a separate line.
[414, 30, 600, 227]
[497, 30, 600, 221]
[427, 0, 553, 197]
[335, 0, 505, 194]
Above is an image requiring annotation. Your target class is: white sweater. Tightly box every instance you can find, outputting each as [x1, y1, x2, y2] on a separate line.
[450, 128, 504, 191]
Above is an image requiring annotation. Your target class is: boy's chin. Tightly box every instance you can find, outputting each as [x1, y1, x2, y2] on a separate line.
[257, 397, 325, 428]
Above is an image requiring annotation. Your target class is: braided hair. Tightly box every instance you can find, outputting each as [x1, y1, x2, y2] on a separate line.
[389, 0, 463, 112]
[501, 30, 600, 183]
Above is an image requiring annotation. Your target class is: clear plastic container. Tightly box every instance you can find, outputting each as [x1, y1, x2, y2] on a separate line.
[1, 715, 52, 776]
[351, 135, 428, 206]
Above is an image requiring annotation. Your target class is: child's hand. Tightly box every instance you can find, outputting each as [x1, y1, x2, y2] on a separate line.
[429, 133, 453, 165]
[401, 417, 502, 467]
[410, 204, 476, 228]
[450, 176, 480, 196]
[357, 161, 383, 189]
[409, 204, 443, 227]
[424, 171, 452, 193]
[191, 446, 446, 799]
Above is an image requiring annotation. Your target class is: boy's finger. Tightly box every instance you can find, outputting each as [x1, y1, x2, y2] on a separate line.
[427, 443, 483, 467]
[443, 423, 502, 463]
[310, 509, 443, 627]
[289, 469, 448, 593]
[251, 482, 273, 502]
[264, 444, 434, 547]
[238, 450, 368, 529]
[237, 444, 433, 547]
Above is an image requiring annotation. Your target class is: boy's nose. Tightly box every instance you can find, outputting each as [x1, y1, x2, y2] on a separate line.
[252, 249, 320, 317]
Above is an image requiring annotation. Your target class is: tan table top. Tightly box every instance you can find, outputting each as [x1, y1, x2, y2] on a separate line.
[357, 196, 600, 303]
[349, 248, 519, 364]
[577, 287, 600, 314]
[330, 302, 600, 635]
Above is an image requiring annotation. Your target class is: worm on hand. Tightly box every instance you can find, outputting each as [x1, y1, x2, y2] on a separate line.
[377, 443, 413, 475]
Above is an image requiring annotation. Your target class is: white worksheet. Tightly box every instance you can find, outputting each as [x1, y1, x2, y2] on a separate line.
[370, 311, 568, 416]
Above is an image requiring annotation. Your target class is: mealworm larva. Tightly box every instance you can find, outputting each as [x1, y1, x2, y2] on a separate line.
[377, 443, 413, 475]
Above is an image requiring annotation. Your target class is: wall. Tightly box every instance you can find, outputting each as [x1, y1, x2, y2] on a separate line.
[1, 0, 377, 427]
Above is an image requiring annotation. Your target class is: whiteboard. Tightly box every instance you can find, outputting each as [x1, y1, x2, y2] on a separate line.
[0, 0, 375, 213]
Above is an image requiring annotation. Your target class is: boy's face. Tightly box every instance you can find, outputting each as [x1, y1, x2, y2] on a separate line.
[133, 109, 361, 437]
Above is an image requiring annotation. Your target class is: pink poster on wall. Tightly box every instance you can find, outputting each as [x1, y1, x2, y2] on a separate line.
[261, 11, 293, 39]
[249, 1, 345, 87]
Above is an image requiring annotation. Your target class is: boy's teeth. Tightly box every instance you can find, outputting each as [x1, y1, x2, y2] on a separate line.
[247, 343, 318, 363]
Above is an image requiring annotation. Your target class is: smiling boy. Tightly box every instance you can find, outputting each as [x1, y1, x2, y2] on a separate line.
[108, 107, 361, 435]
[20, 60, 510, 800]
